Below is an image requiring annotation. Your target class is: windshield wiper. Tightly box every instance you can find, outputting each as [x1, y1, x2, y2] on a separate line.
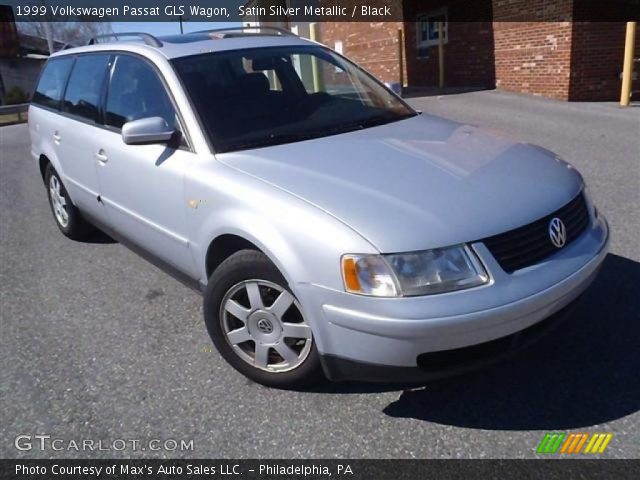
[327, 113, 414, 133]
[225, 132, 328, 151]
[221, 114, 416, 152]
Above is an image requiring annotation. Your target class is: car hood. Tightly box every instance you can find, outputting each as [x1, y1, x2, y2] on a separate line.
[217, 114, 582, 252]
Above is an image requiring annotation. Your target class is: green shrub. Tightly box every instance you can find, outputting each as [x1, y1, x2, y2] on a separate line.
[5, 86, 29, 105]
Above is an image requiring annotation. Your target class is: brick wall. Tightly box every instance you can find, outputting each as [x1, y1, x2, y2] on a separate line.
[490, 0, 573, 99]
[399, 0, 578, 95]
[402, 0, 495, 88]
[491, 0, 573, 21]
[320, 21, 404, 85]
[403, 21, 495, 88]
[569, 22, 640, 101]
[317, 0, 404, 84]
[316, 0, 635, 101]
[493, 22, 573, 100]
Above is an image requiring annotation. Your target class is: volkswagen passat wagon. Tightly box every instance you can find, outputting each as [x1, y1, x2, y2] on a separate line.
[29, 28, 609, 387]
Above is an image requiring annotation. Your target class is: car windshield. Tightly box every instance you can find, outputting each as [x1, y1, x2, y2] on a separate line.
[172, 45, 416, 153]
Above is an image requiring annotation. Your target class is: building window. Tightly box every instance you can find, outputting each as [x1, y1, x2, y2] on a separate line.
[416, 8, 448, 56]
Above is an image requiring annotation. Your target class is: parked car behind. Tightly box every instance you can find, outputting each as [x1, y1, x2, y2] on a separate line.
[29, 28, 609, 387]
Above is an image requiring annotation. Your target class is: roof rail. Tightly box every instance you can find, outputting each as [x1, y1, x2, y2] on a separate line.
[192, 26, 297, 38]
[87, 32, 163, 47]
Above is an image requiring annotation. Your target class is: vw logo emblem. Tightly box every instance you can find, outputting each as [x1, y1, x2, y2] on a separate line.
[256, 318, 273, 333]
[548, 217, 567, 248]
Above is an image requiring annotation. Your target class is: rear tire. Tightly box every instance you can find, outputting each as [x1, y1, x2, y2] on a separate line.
[203, 250, 323, 388]
[45, 164, 94, 241]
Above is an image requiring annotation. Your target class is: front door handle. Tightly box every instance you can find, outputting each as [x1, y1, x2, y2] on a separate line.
[52, 131, 61, 143]
[95, 149, 108, 164]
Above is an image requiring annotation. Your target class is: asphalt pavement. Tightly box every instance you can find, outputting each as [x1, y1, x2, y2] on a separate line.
[1, 90, 639, 459]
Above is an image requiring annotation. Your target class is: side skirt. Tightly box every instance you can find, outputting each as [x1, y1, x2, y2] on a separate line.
[80, 210, 205, 296]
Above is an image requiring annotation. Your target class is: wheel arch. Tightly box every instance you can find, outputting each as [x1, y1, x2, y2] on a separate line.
[35, 141, 80, 207]
[36, 141, 66, 185]
[205, 234, 262, 279]
[38, 154, 50, 182]
[198, 219, 307, 292]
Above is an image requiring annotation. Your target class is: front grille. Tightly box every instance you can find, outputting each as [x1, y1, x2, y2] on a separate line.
[482, 192, 590, 273]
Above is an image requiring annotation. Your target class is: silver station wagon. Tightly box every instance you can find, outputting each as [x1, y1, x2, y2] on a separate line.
[29, 28, 609, 387]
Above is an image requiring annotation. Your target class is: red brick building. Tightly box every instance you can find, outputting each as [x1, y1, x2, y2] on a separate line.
[309, 0, 638, 101]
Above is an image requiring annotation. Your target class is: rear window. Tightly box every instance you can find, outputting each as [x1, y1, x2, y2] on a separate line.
[32, 57, 74, 110]
[62, 54, 110, 123]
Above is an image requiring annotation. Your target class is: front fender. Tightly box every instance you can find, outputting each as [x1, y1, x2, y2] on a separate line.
[194, 208, 306, 289]
[185, 159, 378, 292]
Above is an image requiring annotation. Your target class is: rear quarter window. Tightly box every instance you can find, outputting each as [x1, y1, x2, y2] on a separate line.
[32, 57, 74, 110]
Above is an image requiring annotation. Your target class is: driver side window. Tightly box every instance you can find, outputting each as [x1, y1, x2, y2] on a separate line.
[105, 55, 178, 131]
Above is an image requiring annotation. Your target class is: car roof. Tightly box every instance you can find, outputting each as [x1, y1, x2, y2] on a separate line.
[51, 31, 318, 61]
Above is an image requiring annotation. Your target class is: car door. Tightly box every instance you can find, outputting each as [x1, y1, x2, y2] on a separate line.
[95, 53, 198, 278]
[54, 53, 111, 224]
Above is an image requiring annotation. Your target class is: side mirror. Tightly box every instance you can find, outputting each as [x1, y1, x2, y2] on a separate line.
[121, 117, 175, 145]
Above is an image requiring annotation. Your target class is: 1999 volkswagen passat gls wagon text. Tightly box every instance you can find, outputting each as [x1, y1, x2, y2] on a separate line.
[29, 28, 609, 387]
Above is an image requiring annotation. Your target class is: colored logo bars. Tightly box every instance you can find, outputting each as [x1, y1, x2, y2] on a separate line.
[536, 432, 613, 454]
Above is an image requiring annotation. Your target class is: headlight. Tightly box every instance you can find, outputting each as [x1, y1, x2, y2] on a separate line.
[342, 245, 488, 297]
[342, 255, 399, 297]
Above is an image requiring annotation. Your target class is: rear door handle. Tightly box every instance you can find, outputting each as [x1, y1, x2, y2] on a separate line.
[52, 131, 61, 143]
[95, 149, 108, 164]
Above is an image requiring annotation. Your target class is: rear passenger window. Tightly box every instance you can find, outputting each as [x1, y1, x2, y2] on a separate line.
[62, 54, 110, 123]
[105, 55, 177, 130]
[32, 57, 74, 110]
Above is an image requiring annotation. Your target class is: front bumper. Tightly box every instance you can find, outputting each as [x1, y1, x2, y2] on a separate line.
[320, 297, 581, 382]
[295, 215, 609, 382]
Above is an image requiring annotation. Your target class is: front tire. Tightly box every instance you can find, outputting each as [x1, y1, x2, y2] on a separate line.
[45, 164, 94, 240]
[203, 250, 322, 388]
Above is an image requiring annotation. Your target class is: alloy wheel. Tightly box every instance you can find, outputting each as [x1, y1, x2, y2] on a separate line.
[220, 280, 313, 373]
[49, 174, 69, 228]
